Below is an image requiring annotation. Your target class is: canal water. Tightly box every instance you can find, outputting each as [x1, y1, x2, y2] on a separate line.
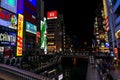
[37, 58, 88, 80]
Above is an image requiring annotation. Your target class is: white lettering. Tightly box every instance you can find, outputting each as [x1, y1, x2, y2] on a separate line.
[0, 32, 16, 42]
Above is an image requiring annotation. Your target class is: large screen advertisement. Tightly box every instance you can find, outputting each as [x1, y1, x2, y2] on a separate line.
[0, 0, 17, 13]
[24, 10, 36, 24]
[26, 21, 37, 34]
[0, 32, 16, 46]
[24, 0, 36, 24]
[0, 8, 17, 29]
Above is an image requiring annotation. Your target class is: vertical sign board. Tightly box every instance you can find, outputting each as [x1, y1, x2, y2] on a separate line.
[40, 18, 47, 51]
[16, 14, 24, 56]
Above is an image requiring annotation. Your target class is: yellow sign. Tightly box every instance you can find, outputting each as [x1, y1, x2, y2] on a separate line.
[103, 0, 108, 19]
[16, 14, 24, 56]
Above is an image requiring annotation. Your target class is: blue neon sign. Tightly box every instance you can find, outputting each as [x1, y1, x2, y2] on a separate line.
[0, 0, 17, 13]
[28, 0, 36, 7]
[26, 21, 37, 34]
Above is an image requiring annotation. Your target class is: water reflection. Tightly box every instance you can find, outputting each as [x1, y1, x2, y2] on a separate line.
[62, 58, 88, 80]
[37, 58, 88, 80]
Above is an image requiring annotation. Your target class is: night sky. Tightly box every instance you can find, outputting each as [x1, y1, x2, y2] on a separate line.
[44, 0, 102, 46]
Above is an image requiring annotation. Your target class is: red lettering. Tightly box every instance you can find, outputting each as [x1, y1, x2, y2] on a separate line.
[17, 45, 22, 48]
[18, 48, 22, 54]
[19, 16, 23, 21]
[17, 36, 22, 44]
[17, 36, 23, 55]
[5, 15, 10, 20]
[0, 11, 10, 20]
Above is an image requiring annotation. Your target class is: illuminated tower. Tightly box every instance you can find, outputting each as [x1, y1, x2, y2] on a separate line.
[46, 11, 65, 53]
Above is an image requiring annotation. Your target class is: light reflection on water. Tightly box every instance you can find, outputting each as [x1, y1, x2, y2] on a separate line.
[37, 58, 88, 80]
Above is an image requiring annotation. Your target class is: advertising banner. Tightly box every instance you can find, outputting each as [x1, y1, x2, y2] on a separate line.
[24, 0, 36, 24]
[47, 11, 57, 20]
[26, 21, 37, 34]
[17, 0, 24, 14]
[40, 18, 47, 52]
[0, 8, 17, 29]
[16, 14, 24, 56]
[0, 0, 17, 13]
[0, 32, 16, 46]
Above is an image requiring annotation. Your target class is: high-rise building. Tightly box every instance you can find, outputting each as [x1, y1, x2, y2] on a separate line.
[112, 0, 120, 48]
[46, 11, 65, 53]
[93, 2, 110, 53]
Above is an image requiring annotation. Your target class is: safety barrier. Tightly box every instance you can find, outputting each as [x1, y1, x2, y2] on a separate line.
[0, 63, 52, 80]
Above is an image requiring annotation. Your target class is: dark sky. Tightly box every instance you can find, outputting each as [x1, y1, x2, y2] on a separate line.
[44, 0, 102, 45]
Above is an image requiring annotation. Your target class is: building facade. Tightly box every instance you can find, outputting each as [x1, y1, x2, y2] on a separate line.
[46, 11, 65, 53]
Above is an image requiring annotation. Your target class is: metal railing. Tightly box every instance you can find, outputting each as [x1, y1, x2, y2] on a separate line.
[0, 63, 52, 80]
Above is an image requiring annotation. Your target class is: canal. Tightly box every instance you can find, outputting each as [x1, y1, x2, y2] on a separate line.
[36, 57, 88, 80]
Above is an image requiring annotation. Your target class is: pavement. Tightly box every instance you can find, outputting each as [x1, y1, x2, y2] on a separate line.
[86, 64, 100, 80]
[110, 68, 120, 80]
[86, 63, 120, 80]
[0, 70, 22, 80]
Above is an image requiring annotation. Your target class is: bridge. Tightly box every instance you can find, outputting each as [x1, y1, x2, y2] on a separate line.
[59, 52, 113, 65]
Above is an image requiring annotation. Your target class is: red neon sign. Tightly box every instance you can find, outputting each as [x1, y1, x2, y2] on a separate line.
[0, 9, 10, 20]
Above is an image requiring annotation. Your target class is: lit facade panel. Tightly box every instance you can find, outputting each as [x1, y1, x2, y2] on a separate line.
[113, 0, 120, 13]
[0, 0, 17, 13]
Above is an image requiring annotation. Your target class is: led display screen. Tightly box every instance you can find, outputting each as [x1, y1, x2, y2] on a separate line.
[26, 21, 37, 34]
[0, 8, 17, 29]
[28, 0, 36, 7]
[24, 0, 37, 24]
[0, 32, 16, 46]
[17, 0, 24, 14]
[0, 0, 17, 13]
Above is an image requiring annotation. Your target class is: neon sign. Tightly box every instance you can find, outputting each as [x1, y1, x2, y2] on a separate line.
[0, 32, 16, 46]
[26, 21, 37, 34]
[17, 0, 24, 14]
[0, 32, 16, 42]
[1, 0, 17, 13]
[16, 14, 24, 56]
[0, 8, 17, 29]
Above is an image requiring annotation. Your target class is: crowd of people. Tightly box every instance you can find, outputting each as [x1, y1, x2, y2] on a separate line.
[96, 59, 114, 80]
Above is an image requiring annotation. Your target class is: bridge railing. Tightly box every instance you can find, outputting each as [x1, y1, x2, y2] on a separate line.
[60, 52, 90, 57]
[0, 63, 52, 80]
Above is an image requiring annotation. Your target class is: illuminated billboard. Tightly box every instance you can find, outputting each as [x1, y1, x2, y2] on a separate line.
[28, 0, 36, 7]
[47, 11, 57, 20]
[0, 32, 16, 46]
[40, 18, 47, 51]
[0, 8, 17, 29]
[24, 0, 37, 24]
[26, 21, 37, 34]
[17, 0, 24, 14]
[16, 14, 24, 56]
[0, 0, 17, 13]
[103, 0, 109, 31]
[24, 10, 36, 24]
